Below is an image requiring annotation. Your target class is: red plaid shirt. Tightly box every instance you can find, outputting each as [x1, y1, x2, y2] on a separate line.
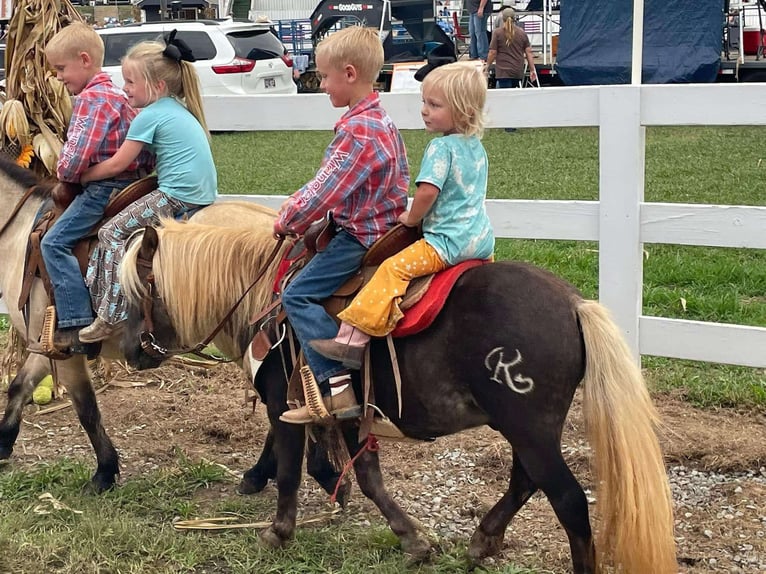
[57, 72, 153, 182]
[275, 93, 409, 247]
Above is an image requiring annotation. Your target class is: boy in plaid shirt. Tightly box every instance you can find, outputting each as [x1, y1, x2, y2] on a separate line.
[276, 26, 409, 424]
[38, 23, 152, 354]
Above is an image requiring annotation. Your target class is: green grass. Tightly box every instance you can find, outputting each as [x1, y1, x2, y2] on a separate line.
[0, 457, 545, 574]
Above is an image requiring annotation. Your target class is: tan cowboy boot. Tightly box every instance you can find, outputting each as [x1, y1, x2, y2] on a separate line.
[280, 374, 361, 425]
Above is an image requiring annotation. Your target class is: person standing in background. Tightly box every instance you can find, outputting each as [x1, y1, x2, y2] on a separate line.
[468, 0, 490, 60]
[486, 7, 537, 89]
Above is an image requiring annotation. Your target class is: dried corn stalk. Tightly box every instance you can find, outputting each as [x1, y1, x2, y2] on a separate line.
[1, 0, 82, 175]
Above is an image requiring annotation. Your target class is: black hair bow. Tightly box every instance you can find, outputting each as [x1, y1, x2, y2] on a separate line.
[414, 42, 457, 82]
[163, 29, 196, 63]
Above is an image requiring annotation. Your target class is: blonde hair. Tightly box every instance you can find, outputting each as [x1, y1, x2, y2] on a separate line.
[123, 41, 209, 135]
[502, 8, 516, 46]
[315, 26, 384, 83]
[422, 62, 487, 138]
[45, 22, 105, 68]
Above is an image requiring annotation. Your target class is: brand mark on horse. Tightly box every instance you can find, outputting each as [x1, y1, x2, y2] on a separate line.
[485, 347, 534, 394]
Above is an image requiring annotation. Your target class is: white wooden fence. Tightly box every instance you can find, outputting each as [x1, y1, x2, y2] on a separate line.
[3, 84, 766, 368]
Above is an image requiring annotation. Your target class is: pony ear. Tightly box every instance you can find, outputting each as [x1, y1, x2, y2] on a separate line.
[138, 226, 159, 261]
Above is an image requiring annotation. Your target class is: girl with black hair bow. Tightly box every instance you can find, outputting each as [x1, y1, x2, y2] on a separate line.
[77, 35, 218, 343]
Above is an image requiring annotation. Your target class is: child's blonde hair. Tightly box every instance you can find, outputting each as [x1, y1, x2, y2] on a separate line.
[422, 62, 487, 138]
[315, 26, 384, 84]
[123, 41, 209, 135]
[45, 22, 105, 68]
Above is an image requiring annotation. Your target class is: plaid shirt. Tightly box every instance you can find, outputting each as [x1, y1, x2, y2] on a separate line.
[57, 72, 153, 182]
[276, 93, 409, 247]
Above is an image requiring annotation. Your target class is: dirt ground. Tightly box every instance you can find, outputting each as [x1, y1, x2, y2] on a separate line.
[4, 359, 766, 573]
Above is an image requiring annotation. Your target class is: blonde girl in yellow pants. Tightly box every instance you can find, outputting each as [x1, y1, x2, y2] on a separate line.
[310, 61, 495, 369]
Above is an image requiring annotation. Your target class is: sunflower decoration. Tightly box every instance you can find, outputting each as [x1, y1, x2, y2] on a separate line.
[16, 144, 34, 168]
[0, 0, 83, 176]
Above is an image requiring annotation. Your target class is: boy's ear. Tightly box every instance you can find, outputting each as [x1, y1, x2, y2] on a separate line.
[79, 51, 94, 68]
[344, 63, 358, 83]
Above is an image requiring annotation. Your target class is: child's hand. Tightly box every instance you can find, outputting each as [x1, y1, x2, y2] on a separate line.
[273, 222, 288, 240]
[398, 211, 417, 227]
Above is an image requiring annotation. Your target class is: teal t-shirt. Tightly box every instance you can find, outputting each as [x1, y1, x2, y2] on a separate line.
[415, 134, 495, 265]
[128, 96, 217, 205]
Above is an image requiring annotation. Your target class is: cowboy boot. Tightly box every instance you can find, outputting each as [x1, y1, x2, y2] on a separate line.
[309, 323, 370, 370]
[280, 373, 361, 425]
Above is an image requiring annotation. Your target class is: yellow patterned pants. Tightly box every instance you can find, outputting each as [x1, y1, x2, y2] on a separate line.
[338, 239, 447, 337]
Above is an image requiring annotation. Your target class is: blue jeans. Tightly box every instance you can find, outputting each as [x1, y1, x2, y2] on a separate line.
[282, 230, 367, 386]
[469, 12, 490, 60]
[41, 180, 130, 328]
[495, 78, 521, 89]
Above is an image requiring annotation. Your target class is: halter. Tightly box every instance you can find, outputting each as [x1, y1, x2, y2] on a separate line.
[135, 237, 285, 362]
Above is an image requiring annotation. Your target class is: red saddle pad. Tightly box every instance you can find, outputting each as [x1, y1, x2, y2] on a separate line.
[392, 259, 489, 338]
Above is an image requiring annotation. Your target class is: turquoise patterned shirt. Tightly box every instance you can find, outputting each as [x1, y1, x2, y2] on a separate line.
[415, 134, 495, 265]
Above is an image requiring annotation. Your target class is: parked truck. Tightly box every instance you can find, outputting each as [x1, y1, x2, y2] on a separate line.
[277, 0, 456, 92]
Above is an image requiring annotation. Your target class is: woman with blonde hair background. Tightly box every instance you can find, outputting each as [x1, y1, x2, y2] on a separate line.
[486, 7, 537, 89]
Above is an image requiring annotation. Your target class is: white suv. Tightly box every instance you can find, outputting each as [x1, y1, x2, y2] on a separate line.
[97, 19, 297, 96]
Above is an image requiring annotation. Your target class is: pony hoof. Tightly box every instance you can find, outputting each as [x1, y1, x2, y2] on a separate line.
[468, 529, 504, 560]
[87, 473, 116, 494]
[259, 525, 289, 549]
[332, 480, 352, 509]
[401, 534, 431, 563]
[0, 445, 13, 460]
[238, 475, 268, 495]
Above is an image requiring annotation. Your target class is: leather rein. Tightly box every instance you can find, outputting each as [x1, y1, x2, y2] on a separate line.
[136, 237, 285, 363]
[0, 185, 38, 238]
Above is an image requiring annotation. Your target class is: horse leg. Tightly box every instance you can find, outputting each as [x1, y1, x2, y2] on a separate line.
[343, 428, 430, 561]
[259, 420, 305, 548]
[0, 354, 49, 459]
[306, 429, 351, 508]
[468, 450, 538, 560]
[239, 427, 277, 494]
[511, 442, 596, 574]
[58, 359, 120, 492]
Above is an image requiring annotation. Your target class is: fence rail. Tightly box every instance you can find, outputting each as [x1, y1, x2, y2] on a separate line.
[4, 83, 765, 368]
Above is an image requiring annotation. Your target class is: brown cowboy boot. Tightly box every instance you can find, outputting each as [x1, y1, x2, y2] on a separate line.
[309, 339, 366, 370]
[280, 374, 361, 425]
[309, 323, 370, 370]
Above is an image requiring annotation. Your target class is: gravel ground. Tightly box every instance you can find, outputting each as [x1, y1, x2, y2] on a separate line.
[4, 361, 766, 572]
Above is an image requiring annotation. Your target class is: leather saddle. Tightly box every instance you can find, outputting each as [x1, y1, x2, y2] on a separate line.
[250, 217, 429, 362]
[18, 176, 159, 312]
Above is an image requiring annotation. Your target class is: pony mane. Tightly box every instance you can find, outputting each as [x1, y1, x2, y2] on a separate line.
[121, 217, 283, 352]
[0, 153, 45, 191]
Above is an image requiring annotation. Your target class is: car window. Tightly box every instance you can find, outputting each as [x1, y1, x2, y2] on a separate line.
[102, 30, 217, 67]
[103, 33, 163, 66]
[226, 30, 285, 60]
[174, 31, 217, 61]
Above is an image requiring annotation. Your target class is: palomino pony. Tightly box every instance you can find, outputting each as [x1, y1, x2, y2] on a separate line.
[0, 158, 346, 501]
[119, 217, 678, 574]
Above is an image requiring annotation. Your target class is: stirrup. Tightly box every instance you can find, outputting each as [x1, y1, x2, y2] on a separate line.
[299, 365, 332, 423]
[40, 305, 58, 356]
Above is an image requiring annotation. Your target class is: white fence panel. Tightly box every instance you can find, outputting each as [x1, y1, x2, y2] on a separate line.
[5, 84, 766, 370]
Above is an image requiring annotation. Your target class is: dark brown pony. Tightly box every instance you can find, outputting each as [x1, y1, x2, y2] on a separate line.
[119, 217, 678, 574]
[0, 159, 347, 502]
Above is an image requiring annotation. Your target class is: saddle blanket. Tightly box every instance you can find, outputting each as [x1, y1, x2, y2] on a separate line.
[392, 259, 489, 338]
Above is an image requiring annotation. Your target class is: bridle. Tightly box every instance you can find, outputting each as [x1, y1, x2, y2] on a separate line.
[135, 237, 285, 363]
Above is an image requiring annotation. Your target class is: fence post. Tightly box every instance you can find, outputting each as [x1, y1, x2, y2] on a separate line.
[598, 86, 645, 364]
